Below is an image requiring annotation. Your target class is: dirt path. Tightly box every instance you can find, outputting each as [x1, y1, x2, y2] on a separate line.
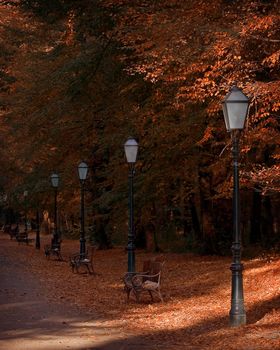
[0, 237, 145, 350]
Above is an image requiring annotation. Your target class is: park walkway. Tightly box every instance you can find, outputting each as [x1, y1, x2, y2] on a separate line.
[0, 236, 149, 350]
[1, 233, 279, 350]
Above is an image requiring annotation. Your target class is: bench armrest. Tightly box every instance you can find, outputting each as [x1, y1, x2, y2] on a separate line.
[132, 272, 160, 280]
[131, 272, 161, 288]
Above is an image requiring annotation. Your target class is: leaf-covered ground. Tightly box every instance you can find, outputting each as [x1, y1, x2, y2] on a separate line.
[3, 233, 280, 349]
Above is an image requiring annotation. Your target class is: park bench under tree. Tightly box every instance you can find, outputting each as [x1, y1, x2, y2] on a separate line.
[15, 224, 32, 245]
[8, 224, 18, 240]
[123, 256, 165, 302]
[44, 238, 63, 261]
[2, 224, 11, 234]
[69, 246, 94, 274]
[16, 231, 30, 245]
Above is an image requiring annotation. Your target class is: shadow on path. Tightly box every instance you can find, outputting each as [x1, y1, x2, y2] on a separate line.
[0, 243, 124, 350]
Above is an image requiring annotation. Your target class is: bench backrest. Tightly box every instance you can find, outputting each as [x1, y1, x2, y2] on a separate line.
[142, 256, 165, 273]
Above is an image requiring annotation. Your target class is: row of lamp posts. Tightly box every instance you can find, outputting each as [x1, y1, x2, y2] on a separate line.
[20, 85, 249, 328]
[48, 143, 138, 267]
[49, 162, 89, 257]
[123, 85, 249, 328]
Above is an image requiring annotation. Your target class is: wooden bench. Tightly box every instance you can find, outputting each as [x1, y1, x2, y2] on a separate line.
[44, 239, 63, 261]
[9, 225, 19, 240]
[69, 247, 94, 274]
[3, 224, 11, 234]
[16, 231, 30, 245]
[123, 256, 165, 302]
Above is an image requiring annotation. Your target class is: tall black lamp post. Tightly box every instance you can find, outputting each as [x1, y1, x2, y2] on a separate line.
[222, 85, 249, 327]
[124, 137, 139, 273]
[78, 161, 88, 258]
[50, 173, 59, 245]
[35, 208, 41, 249]
[23, 190, 28, 234]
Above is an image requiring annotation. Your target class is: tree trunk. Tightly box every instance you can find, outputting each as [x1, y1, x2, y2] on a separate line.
[261, 195, 274, 248]
[250, 189, 262, 244]
[189, 194, 202, 241]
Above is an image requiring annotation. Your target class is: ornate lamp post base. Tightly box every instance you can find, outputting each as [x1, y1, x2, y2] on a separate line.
[230, 313, 246, 327]
[230, 262, 246, 327]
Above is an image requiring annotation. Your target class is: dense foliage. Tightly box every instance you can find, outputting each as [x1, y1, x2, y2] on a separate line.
[0, 0, 279, 253]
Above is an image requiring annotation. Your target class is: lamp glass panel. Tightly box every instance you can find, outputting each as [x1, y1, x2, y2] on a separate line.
[124, 138, 138, 163]
[51, 173, 59, 188]
[78, 161, 88, 180]
[222, 86, 249, 131]
[226, 102, 248, 129]
[222, 102, 230, 131]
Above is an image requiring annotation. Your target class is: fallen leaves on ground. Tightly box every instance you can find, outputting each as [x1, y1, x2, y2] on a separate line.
[2, 233, 280, 350]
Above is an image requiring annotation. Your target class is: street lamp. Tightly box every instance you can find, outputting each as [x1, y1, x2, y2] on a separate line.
[78, 161, 88, 258]
[222, 85, 249, 327]
[124, 137, 139, 273]
[50, 173, 59, 245]
[35, 208, 41, 249]
[23, 190, 28, 235]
